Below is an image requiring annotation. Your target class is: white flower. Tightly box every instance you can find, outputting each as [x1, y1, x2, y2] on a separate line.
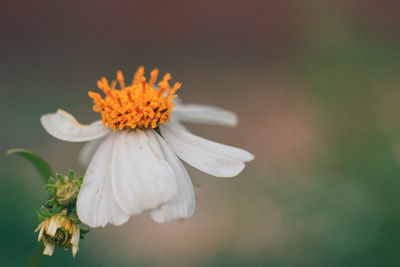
[41, 67, 254, 228]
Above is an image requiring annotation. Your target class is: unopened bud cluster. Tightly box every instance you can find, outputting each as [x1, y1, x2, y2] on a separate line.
[35, 170, 89, 257]
[45, 170, 83, 206]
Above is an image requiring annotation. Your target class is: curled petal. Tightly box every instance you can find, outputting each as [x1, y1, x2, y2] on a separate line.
[41, 109, 110, 142]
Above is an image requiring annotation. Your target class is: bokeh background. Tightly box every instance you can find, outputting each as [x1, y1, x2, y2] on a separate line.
[1, 0, 400, 266]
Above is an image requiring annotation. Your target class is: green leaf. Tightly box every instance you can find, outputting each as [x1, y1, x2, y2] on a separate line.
[6, 149, 53, 183]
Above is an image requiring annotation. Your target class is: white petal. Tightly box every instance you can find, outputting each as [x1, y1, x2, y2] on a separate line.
[47, 219, 57, 237]
[77, 133, 130, 227]
[78, 137, 104, 166]
[71, 224, 80, 246]
[172, 104, 238, 127]
[41, 109, 110, 142]
[110, 129, 178, 215]
[43, 242, 55, 256]
[160, 123, 254, 177]
[36, 224, 45, 241]
[72, 245, 78, 258]
[150, 134, 195, 223]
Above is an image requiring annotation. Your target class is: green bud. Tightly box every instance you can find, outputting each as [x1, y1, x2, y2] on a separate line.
[44, 170, 83, 206]
[55, 181, 80, 206]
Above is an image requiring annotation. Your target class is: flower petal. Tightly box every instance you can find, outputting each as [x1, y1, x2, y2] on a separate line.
[41, 109, 110, 142]
[172, 104, 238, 127]
[150, 134, 196, 223]
[110, 129, 178, 215]
[77, 133, 130, 227]
[43, 242, 55, 256]
[78, 137, 104, 166]
[160, 123, 254, 177]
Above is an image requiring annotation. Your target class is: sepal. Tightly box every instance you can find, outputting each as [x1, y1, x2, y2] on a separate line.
[45, 184, 57, 194]
[56, 174, 65, 183]
[45, 198, 57, 207]
[67, 170, 76, 180]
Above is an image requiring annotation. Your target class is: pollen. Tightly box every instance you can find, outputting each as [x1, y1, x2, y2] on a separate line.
[88, 67, 181, 130]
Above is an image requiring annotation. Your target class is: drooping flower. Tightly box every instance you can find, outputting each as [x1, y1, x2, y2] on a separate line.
[35, 210, 80, 257]
[41, 67, 254, 227]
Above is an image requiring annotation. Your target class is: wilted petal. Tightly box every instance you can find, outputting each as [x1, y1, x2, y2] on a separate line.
[160, 123, 254, 177]
[70, 224, 80, 246]
[47, 219, 58, 237]
[150, 134, 195, 223]
[72, 245, 78, 258]
[43, 242, 55, 256]
[35, 223, 45, 241]
[41, 109, 110, 142]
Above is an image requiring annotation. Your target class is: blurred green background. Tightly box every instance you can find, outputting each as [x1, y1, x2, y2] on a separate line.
[1, 0, 400, 266]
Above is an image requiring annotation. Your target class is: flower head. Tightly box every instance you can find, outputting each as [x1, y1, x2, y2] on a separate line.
[89, 67, 181, 130]
[35, 210, 80, 257]
[41, 66, 254, 228]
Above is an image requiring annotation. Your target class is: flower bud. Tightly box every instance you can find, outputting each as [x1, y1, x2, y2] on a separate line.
[46, 170, 83, 206]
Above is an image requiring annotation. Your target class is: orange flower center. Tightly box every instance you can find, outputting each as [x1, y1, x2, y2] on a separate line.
[88, 67, 181, 130]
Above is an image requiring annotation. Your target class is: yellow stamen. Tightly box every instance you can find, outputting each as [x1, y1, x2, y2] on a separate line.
[64, 220, 72, 231]
[116, 70, 125, 90]
[149, 68, 159, 87]
[132, 66, 144, 85]
[141, 77, 147, 92]
[89, 67, 180, 130]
